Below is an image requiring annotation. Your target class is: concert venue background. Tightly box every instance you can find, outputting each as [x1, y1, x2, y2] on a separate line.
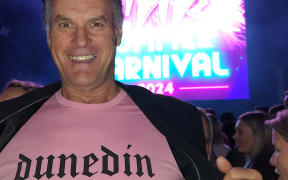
[0, 0, 287, 115]
[116, 0, 248, 100]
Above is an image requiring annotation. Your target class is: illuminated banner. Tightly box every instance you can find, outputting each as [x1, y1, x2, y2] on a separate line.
[115, 0, 249, 100]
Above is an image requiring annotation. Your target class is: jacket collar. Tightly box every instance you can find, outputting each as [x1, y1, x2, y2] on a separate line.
[0, 81, 153, 123]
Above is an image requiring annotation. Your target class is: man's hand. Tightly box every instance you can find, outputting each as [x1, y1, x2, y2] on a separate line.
[216, 156, 263, 180]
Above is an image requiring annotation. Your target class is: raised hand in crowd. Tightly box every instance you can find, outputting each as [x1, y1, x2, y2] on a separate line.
[217, 156, 263, 180]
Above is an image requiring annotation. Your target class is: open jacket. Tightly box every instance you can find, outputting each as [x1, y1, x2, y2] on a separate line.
[0, 81, 224, 180]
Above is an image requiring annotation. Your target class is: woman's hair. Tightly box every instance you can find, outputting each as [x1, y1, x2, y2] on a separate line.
[238, 111, 269, 134]
[266, 109, 288, 142]
[199, 108, 214, 145]
[197, 107, 214, 161]
[238, 111, 271, 157]
[207, 113, 222, 143]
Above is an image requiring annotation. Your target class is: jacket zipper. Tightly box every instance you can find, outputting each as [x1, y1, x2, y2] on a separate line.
[0, 95, 51, 124]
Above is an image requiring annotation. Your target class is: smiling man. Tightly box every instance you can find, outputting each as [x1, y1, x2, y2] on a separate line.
[0, 0, 224, 179]
[47, 0, 123, 103]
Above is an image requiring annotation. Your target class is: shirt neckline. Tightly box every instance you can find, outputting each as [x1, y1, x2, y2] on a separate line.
[55, 88, 126, 111]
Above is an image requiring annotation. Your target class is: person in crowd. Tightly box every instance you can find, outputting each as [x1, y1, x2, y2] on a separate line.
[0, 0, 224, 179]
[255, 106, 269, 114]
[217, 109, 288, 180]
[221, 112, 245, 168]
[205, 107, 217, 117]
[208, 113, 231, 158]
[268, 104, 285, 119]
[0, 79, 42, 135]
[267, 109, 288, 179]
[233, 111, 277, 180]
[220, 112, 236, 148]
[198, 108, 215, 163]
[0, 79, 42, 102]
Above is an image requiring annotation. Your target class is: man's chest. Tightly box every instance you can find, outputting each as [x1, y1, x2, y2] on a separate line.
[0, 102, 184, 180]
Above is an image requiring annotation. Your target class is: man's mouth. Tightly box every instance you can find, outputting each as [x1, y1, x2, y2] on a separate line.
[68, 54, 96, 61]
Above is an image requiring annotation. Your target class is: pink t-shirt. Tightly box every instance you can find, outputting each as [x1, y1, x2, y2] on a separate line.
[0, 89, 184, 180]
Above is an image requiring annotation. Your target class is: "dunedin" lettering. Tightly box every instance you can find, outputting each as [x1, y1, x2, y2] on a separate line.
[15, 145, 155, 179]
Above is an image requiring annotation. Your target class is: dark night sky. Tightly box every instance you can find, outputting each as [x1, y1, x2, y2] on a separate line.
[0, 0, 287, 116]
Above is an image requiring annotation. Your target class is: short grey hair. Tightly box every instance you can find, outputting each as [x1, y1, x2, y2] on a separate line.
[41, 0, 123, 31]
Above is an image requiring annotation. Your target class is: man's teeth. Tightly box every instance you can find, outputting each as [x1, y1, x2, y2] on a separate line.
[69, 55, 96, 61]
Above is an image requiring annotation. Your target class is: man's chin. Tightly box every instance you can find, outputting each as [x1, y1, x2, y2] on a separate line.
[63, 79, 98, 90]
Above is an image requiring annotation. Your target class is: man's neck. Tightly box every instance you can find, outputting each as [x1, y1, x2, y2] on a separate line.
[60, 81, 120, 104]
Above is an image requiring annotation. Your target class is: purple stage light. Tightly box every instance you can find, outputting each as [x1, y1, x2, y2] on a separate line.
[116, 0, 248, 100]
[179, 86, 230, 90]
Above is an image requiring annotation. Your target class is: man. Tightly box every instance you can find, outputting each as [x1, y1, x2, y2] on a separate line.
[0, 0, 223, 179]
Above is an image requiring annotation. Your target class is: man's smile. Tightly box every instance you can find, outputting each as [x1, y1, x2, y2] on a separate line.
[68, 54, 97, 61]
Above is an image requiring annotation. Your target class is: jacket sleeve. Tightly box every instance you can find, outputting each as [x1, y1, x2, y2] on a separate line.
[155, 95, 207, 156]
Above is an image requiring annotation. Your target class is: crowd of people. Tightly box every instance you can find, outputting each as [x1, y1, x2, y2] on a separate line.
[197, 92, 288, 180]
[0, 0, 287, 180]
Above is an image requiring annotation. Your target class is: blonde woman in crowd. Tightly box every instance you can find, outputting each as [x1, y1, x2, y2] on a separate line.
[217, 109, 288, 180]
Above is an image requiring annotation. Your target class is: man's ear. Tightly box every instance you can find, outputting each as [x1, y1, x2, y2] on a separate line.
[115, 27, 123, 46]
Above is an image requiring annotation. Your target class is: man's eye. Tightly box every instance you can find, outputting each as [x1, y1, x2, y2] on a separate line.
[91, 22, 103, 28]
[59, 22, 71, 28]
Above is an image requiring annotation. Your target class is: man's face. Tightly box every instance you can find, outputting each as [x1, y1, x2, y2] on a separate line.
[270, 130, 288, 180]
[47, 0, 122, 90]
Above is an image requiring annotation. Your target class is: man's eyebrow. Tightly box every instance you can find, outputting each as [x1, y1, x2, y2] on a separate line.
[88, 16, 108, 23]
[53, 15, 108, 23]
[54, 15, 73, 22]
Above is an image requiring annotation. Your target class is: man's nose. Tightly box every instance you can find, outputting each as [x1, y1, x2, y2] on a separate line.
[72, 27, 91, 47]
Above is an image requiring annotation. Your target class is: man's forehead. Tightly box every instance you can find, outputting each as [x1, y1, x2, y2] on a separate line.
[49, 0, 113, 14]
[49, 0, 113, 6]
[53, 14, 107, 22]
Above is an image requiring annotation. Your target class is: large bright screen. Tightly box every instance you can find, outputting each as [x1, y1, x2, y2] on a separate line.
[115, 0, 248, 100]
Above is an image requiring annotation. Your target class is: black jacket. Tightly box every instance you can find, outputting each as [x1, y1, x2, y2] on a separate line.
[0, 81, 224, 180]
